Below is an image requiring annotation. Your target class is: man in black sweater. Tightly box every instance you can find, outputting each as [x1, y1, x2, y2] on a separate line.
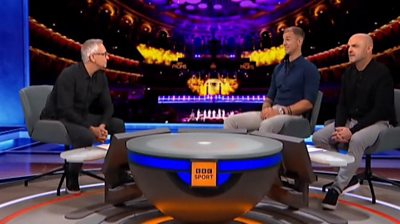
[41, 39, 125, 194]
[312, 33, 396, 210]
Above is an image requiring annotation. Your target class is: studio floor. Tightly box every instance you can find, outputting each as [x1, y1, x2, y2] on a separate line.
[0, 174, 399, 224]
[0, 125, 399, 223]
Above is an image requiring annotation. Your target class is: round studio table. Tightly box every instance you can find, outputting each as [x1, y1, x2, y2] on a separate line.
[127, 131, 282, 223]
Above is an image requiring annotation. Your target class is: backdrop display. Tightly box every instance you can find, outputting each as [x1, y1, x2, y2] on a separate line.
[0, 0, 29, 126]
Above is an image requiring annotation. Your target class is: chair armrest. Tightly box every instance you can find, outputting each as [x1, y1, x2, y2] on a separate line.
[279, 118, 311, 138]
[365, 126, 400, 154]
[32, 120, 71, 145]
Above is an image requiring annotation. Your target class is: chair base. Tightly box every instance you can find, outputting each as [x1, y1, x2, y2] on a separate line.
[24, 166, 65, 187]
[56, 162, 105, 196]
[24, 162, 104, 196]
[321, 172, 400, 204]
[358, 173, 400, 204]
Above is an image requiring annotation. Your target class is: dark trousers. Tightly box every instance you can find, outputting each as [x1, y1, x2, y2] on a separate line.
[63, 115, 125, 148]
[63, 115, 125, 182]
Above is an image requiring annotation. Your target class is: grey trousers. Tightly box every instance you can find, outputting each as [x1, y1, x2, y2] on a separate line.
[312, 119, 390, 192]
[223, 111, 303, 133]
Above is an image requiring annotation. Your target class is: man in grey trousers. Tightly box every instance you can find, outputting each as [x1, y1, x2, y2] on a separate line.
[224, 26, 320, 133]
[312, 33, 396, 210]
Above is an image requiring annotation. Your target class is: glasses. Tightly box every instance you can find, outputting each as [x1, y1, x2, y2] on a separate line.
[93, 52, 108, 57]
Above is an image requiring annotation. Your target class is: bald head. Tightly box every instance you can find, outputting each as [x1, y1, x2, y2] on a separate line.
[350, 33, 373, 48]
[347, 33, 374, 70]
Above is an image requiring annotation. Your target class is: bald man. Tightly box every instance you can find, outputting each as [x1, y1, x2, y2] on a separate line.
[312, 33, 396, 210]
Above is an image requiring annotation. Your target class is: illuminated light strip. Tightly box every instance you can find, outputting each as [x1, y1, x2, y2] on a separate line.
[129, 152, 191, 171]
[141, 215, 261, 224]
[142, 216, 261, 224]
[129, 152, 281, 187]
[125, 123, 223, 130]
[310, 186, 400, 223]
[128, 152, 282, 172]
[0, 183, 104, 224]
[219, 153, 282, 172]
[234, 217, 263, 224]
[142, 216, 174, 224]
[158, 95, 266, 104]
[0, 140, 14, 152]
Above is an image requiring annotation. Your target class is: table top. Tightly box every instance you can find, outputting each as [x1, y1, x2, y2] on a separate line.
[127, 132, 282, 160]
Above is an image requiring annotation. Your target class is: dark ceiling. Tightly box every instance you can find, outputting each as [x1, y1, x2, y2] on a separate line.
[29, 0, 400, 60]
[121, 0, 312, 38]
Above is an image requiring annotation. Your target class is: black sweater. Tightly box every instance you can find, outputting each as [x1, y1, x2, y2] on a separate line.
[335, 60, 396, 133]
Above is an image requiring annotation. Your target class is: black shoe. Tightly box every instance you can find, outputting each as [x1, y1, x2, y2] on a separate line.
[322, 188, 340, 210]
[342, 175, 360, 194]
[66, 163, 82, 194]
[66, 172, 81, 194]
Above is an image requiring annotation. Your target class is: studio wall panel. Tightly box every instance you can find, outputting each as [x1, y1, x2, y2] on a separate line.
[0, 0, 29, 126]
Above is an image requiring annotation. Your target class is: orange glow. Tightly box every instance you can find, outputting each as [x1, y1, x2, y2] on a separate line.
[100, 3, 115, 17]
[187, 76, 238, 96]
[141, 214, 265, 224]
[276, 22, 287, 33]
[241, 45, 286, 67]
[234, 217, 263, 224]
[295, 15, 308, 26]
[314, 4, 327, 17]
[137, 44, 185, 65]
[122, 14, 134, 26]
[141, 23, 152, 33]
[331, 0, 342, 6]
[142, 216, 174, 224]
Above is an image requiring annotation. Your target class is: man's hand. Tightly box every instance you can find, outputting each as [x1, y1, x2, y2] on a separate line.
[90, 124, 108, 143]
[331, 127, 352, 143]
[260, 107, 279, 120]
[99, 123, 108, 136]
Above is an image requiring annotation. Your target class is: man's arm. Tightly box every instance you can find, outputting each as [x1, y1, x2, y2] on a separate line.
[98, 74, 114, 126]
[285, 62, 320, 116]
[264, 64, 282, 108]
[350, 69, 393, 133]
[262, 97, 273, 110]
[335, 72, 349, 127]
[56, 70, 90, 127]
[284, 99, 313, 115]
[261, 65, 281, 119]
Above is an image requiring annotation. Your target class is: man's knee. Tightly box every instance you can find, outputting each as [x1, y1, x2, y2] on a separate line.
[312, 127, 332, 144]
[259, 123, 280, 133]
[348, 133, 369, 150]
[312, 131, 323, 145]
[109, 118, 125, 134]
[223, 116, 235, 129]
[72, 132, 95, 148]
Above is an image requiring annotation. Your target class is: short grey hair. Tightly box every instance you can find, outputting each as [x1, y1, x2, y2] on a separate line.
[81, 39, 103, 63]
[284, 26, 305, 40]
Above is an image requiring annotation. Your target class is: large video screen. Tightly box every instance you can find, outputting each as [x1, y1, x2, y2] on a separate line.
[29, 0, 400, 124]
